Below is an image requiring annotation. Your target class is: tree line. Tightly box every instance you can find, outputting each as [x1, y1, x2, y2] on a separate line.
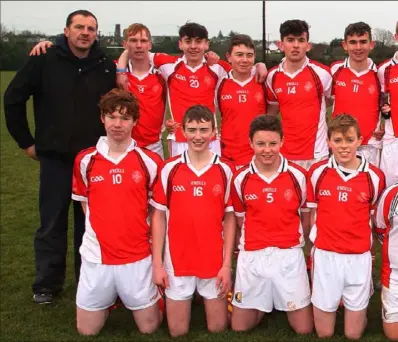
[1, 24, 396, 71]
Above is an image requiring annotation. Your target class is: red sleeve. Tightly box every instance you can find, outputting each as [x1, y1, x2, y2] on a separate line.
[306, 165, 316, 207]
[217, 59, 232, 73]
[266, 81, 277, 103]
[231, 173, 246, 216]
[72, 152, 88, 201]
[150, 163, 167, 210]
[153, 53, 179, 68]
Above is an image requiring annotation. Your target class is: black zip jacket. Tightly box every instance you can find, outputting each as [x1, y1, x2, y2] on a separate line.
[4, 35, 116, 156]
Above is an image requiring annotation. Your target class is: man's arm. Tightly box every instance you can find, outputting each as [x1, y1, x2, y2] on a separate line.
[4, 56, 42, 157]
[267, 103, 280, 116]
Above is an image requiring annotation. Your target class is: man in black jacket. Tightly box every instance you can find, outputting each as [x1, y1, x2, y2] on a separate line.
[4, 10, 116, 304]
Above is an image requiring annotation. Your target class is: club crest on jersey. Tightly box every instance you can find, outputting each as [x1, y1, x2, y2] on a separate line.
[284, 189, 294, 202]
[204, 76, 212, 86]
[234, 291, 242, 303]
[255, 92, 263, 103]
[213, 184, 222, 196]
[152, 84, 160, 93]
[132, 171, 143, 183]
[137, 85, 145, 93]
[357, 192, 369, 203]
[304, 81, 313, 92]
[368, 84, 376, 95]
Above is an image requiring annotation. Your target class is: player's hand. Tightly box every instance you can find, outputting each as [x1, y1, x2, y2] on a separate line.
[116, 73, 129, 91]
[216, 266, 231, 299]
[373, 129, 385, 141]
[254, 62, 268, 83]
[29, 41, 53, 56]
[165, 119, 180, 134]
[381, 104, 391, 114]
[24, 144, 39, 161]
[152, 264, 170, 289]
[205, 51, 220, 66]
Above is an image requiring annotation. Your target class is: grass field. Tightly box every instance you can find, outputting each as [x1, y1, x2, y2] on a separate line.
[0, 70, 390, 341]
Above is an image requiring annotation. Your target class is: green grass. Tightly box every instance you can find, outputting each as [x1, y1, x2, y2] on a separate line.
[0, 70, 388, 341]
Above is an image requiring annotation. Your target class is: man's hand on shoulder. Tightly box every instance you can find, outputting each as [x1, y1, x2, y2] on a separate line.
[24, 145, 39, 161]
[205, 51, 220, 66]
[29, 41, 53, 56]
[255, 63, 268, 83]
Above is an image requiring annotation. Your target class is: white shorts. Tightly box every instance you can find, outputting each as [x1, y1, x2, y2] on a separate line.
[145, 140, 164, 160]
[382, 284, 398, 323]
[358, 144, 380, 167]
[168, 140, 221, 158]
[311, 248, 372, 312]
[232, 247, 311, 313]
[76, 255, 160, 311]
[165, 272, 219, 301]
[380, 139, 398, 187]
[289, 156, 328, 171]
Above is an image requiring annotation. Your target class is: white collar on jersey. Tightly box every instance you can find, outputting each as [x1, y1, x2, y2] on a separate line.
[278, 56, 309, 78]
[249, 154, 288, 184]
[392, 51, 398, 65]
[96, 136, 137, 165]
[343, 57, 377, 76]
[226, 70, 255, 87]
[181, 150, 219, 177]
[181, 55, 207, 72]
[127, 59, 155, 80]
[328, 154, 369, 181]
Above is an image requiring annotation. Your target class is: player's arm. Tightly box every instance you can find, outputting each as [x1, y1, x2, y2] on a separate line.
[81, 202, 87, 215]
[267, 103, 280, 116]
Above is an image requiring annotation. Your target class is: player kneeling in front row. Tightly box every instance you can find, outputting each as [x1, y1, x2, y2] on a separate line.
[151, 105, 236, 337]
[72, 89, 163, 335]
[374, 182, 398, 341]
[230, 115, 313, 334]
[307, 114, 385, 339]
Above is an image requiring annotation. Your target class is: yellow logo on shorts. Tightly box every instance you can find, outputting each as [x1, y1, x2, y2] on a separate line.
[234, 291, 242, 303]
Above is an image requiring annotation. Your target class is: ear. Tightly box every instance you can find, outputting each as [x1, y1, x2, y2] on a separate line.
[326, 137, 332, 150]
[178, 39, 183, 51]
[249, 138, 254, 150]
[357, 135, 363, 146]
[395, 33, 398, 42]
[148, 40, 153, 51]
[204, 40, 210, 51]
[342, 40, 347, 52]
[369, 40, 375, 50]
[100, 115, 105, 124]
[306, 42, 312, 52]
[277, 40, 283, 51]
[280, 136, 284, 148]
[226, 52, 232, 64]
[122, 40, 127, 49]
[64, 27, 69, 38]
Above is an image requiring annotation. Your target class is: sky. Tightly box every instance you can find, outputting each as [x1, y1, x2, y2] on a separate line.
[1, 1, 397, 43]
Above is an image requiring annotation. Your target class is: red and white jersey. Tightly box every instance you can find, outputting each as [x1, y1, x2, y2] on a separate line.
[374, 183, 398, 288]
[378, 52, 398, 141]
[151, 53, 231, 142]
[307, 155, 385, 254]
[216, 71, 267, 166]
[232, 155, 307, 250]
[126, 61, 167, 147]
[150, 151, 234, 278]
[331, 58, 381, 145]
[266, 57, 332, 161]
[72, 137, 161, 265]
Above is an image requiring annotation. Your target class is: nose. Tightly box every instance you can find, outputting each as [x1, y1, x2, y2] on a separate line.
[82, 27, 89, 35]
[114, 118, 123, 126]
[193, 130, 201, 139]
[136, 40, 142, 47]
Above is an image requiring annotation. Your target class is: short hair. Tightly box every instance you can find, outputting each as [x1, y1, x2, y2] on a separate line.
[327, 113, 361, 139]
[344, 22, 372, 40]
[280, 19, 310, 41]
[179, 22, 208, 40]
[182, 105, 215, 130]
[99, 88, 140, 122]
[249, 115, 283, 140]
[228, 34, 255, 54]
[123, 23, 152, 41]
[66, 10, 98, 29]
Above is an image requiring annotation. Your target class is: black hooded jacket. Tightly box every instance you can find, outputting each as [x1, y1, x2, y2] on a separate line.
[4, 35, 116, 156]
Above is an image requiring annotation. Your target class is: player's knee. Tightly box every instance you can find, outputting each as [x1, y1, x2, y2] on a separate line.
[293, 323, 313, 335]
[207, 318, 227, 333]
[383, 324, 398, 341]
[169, 325, 189, 338]
[76, 323, 101, 336]
[315, 326, 334, 339]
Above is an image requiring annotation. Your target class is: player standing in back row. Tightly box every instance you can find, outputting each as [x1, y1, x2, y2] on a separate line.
[266, 19, 332, 171]
[307, 114, 385, 339]
[330, 22, 384, 166]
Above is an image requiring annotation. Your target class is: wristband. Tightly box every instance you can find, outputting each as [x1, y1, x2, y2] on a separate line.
[116, 68, 127, 73]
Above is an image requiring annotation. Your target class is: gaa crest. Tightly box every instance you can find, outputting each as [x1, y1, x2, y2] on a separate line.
[284, 189, 293, 202]
[132, 170, 143, 183]
[213, 184, 222, 196]
[304, 81, 313, 92]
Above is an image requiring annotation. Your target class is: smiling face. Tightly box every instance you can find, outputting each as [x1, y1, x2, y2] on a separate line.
[227, 44, 255, 76]
[250, 130, 283, 168]
[64, 14, 97, 55]
[279, 32, 311, 63]
[328, 127, 363, 169]
[342, 32, 374, 64]
[178, 36, 209, 65]
[183, 119, 215, 153]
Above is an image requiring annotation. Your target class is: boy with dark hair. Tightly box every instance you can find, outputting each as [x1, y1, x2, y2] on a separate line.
[330, 21, 383, 167]
[307, 114, 385, 339]
[151, 105, 236, 337]
[72, 88, 163, 336]
[230, 115, 313, 334]
[217, 34, 267, 168]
